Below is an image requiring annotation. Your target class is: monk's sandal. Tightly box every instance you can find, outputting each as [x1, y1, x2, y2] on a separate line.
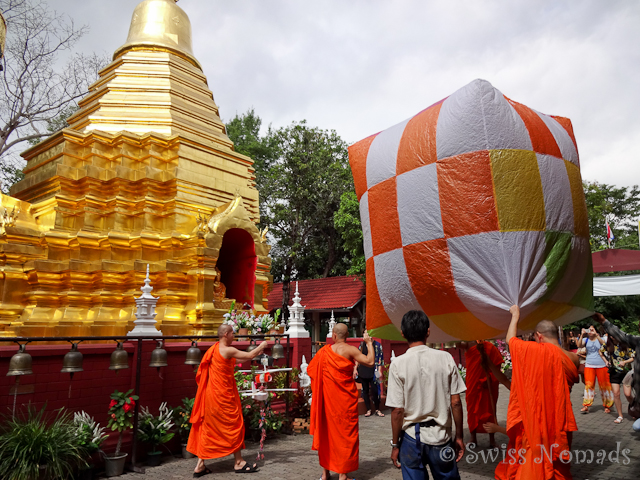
[193, 467, 212, 478]
[235, 463, 259, 473]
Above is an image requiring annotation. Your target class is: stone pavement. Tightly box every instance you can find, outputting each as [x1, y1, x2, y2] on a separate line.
[114, 385, 640, 480]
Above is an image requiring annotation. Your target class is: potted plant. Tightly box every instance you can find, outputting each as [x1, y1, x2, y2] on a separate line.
[172, 397, 195, 458]
[74, 411, 108, 480]
[138, 402, 174, 467]
[0, 405, 86, 480]
[105, 389, 138, 477]
[223, 303, 255, 336]
[256, 309, 281, 338]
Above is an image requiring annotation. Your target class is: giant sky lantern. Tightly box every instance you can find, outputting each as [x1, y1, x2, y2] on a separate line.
[0, 0, 272, 337]
[349, 79, 594, 341]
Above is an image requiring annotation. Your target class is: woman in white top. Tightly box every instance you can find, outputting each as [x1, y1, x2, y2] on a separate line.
[579, 325, 614, 414]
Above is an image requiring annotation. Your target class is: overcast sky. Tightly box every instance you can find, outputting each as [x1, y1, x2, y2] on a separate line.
[46, 0, 640, 187]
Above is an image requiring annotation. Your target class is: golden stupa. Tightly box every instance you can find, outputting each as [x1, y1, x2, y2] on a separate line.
[0, 0, 272, 337]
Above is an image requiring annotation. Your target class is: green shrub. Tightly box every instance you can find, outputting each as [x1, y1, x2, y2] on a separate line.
[0, 405, 87, 480]
[137, 403, 174, 454]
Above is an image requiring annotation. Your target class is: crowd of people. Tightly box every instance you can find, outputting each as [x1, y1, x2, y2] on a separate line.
[183, 311, 639, 479]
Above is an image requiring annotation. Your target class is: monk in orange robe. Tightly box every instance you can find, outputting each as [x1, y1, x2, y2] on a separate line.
[187, 324, 267, 476]
[495, 307, 579, 480]
[308, 323, 375, 480]
[465, 340, 504, 448]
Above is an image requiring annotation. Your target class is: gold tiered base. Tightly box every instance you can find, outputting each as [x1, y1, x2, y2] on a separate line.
[0, 129, 271, 337]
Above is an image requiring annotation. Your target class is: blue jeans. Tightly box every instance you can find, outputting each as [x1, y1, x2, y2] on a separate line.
[399, 426, 460, 480]
[633, 418, 640, 432]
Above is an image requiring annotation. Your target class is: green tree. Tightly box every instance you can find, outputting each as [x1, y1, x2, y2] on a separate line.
[225, 108, 276, 210]
[226, 111, 354, 285]
[263, 121, 352, 282]
[584, 181, 640, 251]
[334, 191, 365, 278]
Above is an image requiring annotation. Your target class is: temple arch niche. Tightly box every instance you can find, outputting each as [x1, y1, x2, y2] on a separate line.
[216, 228, 258, 307]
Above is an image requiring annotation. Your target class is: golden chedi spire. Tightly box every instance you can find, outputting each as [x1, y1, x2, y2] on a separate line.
[2, 0, 271, 337]
[113, 0, 200, 69]
[65, 0, 231, 149]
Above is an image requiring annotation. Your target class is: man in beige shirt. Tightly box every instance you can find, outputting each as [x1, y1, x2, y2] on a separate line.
[386, 310, 466, 480]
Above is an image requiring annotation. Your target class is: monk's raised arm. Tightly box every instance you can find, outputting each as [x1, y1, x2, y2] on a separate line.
[506, 305, 520, 345]
[348, 332, 375, 367]
[223, 341, 268, 361]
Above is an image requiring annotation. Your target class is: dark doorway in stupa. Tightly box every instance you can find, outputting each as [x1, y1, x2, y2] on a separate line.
[217, 228, 258, 307]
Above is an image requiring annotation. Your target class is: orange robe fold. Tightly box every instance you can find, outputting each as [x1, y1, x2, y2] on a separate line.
[465, 341, 503, 434]
[308, 346, 359, 474]
[187, 342, 245, 459]
[495, 339, 578, 480]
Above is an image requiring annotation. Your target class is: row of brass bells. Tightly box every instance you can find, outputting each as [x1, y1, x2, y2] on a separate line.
[149, 341, 168, 368]
[271, 338, 285, 360]
[110, 342, 129, 371]
[61, 343, 83, 374]
[7, 344, 33, 376]
[185, 341, 202, 365]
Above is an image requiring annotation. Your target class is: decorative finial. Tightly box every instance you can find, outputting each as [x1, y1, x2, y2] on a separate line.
[327, 311, 336, 339]
[141, 264, 153, 296]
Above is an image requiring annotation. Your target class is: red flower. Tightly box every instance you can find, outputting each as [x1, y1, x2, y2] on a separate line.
[111, 413, 116, 419]
[109, 399, 117, 409]
[123, 403, 131, 413]
[129, 397, 135, 406]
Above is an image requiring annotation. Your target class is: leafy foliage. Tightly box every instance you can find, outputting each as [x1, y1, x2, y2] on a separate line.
[171, 397, 194, 443]
[234, 369, 284, 438]
[271, 368, 311, 420]
[0, 162, 24, 194]
[0, 405, 87, 480]
[73, 411, 108, 454]
[227, 111, 354, 282]
[334, 191, 366, 278]
[137, 403, 175, 453]
[584, 181, 640, 251]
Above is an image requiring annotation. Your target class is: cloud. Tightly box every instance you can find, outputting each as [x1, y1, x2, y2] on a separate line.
[47, 0, 640, 186]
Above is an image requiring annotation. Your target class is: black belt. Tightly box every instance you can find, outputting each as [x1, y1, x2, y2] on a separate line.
[414, 419, 438, 428]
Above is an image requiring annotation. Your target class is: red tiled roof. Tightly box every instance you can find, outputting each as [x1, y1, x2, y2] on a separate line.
[267, 276, 365, 311]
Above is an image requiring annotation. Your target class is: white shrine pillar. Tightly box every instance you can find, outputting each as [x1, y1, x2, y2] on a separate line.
[127, 265, 162, 336]
[285, 281, 309, 338]
[326, 310, 336, 340]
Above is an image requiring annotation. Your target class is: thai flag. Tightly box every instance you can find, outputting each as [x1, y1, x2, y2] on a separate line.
[606, 218, 614, 248]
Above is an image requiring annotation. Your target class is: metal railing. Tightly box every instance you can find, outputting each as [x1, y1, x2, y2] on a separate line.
[1, 333, 291, 473]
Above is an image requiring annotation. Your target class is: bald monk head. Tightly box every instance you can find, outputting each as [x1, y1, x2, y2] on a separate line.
[218, 323, 234, 344]
[534, 320, 559, 345]
[332, 323, 349, 343]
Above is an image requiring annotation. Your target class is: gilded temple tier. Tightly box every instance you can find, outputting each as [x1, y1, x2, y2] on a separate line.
[0, 0, 272, 337]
